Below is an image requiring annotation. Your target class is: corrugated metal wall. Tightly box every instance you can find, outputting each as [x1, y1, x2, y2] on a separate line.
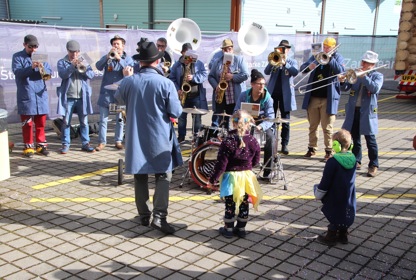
[103, 0, 148, 29]
[8, 0, 100, 27]
[0, 0, 9, 19]
[242, 0, 322, 34]
[375, 0, 401, 35]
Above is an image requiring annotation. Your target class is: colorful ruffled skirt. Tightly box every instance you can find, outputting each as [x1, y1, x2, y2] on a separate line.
[219, 170, 263, 211]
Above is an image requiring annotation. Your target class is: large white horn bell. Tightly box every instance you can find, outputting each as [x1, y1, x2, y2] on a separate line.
[167, 18, 202, 55]
[238, 21, 269, 56]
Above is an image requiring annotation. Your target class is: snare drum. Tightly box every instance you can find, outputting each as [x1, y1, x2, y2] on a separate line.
[195, 125, 228, 146]
[189, 141, 220, 190]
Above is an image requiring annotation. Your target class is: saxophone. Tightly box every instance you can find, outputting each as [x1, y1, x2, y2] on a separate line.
[180, 63, 191, 106]
[38, 63, 51, 81]
[216, 61, 230, 104]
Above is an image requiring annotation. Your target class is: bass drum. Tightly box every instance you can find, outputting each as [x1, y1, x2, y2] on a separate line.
[189, 141, 220, 193]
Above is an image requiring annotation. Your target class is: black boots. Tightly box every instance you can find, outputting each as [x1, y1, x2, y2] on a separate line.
[151, 217, 175, 234]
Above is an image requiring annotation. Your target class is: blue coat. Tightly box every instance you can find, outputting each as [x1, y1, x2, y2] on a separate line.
[115, 67, 183, 174]
[12, 49, 52, 115]
[300, 52, 345, 114]
[96, 53, 134, 107]
[234, 88, 275, 131]
[169, 59, 208, 110]
[208, 53, 249, 105]
[264, 58, 298, 112]
[341, 71, 383, 135]
[56, 56, 94, 116]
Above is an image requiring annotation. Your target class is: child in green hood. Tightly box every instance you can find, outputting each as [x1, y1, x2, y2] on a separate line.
[314, 129, 357, 246]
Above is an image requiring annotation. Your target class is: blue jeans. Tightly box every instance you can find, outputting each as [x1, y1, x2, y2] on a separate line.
[62, 98, 90, 146]
[351, 108, 379, 167]
[178, 96, 201, 138]
[98, 106, 124, 144]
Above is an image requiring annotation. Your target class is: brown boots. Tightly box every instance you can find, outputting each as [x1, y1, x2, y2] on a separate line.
[317, 229, 349, 246]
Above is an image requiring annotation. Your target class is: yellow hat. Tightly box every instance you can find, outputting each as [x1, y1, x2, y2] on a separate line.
[323, 37, 336, 47]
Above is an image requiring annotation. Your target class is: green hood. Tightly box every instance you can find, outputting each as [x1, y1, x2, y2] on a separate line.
[332, 152, 356, 169]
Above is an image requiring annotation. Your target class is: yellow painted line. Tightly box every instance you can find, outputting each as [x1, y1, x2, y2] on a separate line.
[30, 193, 416, 203]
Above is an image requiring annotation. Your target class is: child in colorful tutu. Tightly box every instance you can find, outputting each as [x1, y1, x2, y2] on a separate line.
[207, 109, 263, 238]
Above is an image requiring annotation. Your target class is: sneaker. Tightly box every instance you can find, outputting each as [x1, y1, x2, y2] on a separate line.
[95, 143, 105, 151]
[23, 148, 35, 158]
[140, 216, 150, 227]
[367, 166, 378, 177]
[115, 141, 124, 150]
[82, 143, 95, 153]
[281, 145, 289, 155]
[60, 145, 69, 154]
[323, 150, 332, 162]
[356, 163, 361, 170]
[303, 148, 316, 158]
[178, 136, 185, 143]
[36, 145, 50, 156]
[219, 227, 234, 239]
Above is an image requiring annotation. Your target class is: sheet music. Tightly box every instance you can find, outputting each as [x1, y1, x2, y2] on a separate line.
[241, 102, 260, 117]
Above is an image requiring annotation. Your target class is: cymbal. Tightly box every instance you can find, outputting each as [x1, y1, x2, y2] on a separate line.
[263, 117, 290, 123]
[182, 107, 209, 115]
[104, 83, 119, 90]
[213, 112, 232, 117]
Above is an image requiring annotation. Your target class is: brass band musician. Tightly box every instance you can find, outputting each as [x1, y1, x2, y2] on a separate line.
[169, 43, 208, 143]
[264, 40, 298, 155]
[208, 39, 249, 129]
[300, 37, 345, 161]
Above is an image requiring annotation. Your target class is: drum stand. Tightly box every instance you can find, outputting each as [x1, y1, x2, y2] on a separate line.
[258, 121, 288, 190]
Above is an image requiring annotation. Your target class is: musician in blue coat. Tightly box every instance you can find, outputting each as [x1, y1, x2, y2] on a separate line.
[12, 34, 52, 158]
[115, 42, 183, 234]
[340, 50, 383, 178]
[264, 40, 298, 155]
[300, 37, 345, 161]
[95, 35, 134, 152]
[170, 44, 208, 143]
[56, 40, 95, 154]
[209, 39, 249, 129]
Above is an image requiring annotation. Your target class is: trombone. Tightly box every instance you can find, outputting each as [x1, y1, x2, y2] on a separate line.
[297, 64, 388, 94]
[291, 44, 341, 88]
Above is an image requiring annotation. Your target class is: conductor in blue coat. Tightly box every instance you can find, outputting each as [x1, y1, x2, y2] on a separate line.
[115, 42, 183, 234]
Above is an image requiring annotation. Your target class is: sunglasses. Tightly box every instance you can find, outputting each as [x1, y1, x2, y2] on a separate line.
[28, 45, 39, 49]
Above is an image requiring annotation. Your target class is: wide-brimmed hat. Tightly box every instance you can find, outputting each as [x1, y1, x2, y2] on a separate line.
[110, 35, 126, 45]
[136, 42, 164, 62]
[221, 39, 233, 49]
[24, 34, 39, 46]
[361, 50, 379, 64]
[277, 40, 291, 49]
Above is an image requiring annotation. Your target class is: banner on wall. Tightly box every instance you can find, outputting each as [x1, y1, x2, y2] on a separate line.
[0, 22, 396, 123]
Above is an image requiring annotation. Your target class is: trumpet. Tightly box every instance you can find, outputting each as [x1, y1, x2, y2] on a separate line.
[75, 56, 87, 73]
[108, 50, 117, 60]
[298, 64, 388, 94]
[268, 48, 286, 67]
[292, 44, 341, 88]
[38, 63, 51, 81]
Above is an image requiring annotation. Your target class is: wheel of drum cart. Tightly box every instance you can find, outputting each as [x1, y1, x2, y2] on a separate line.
[118, 159, 124, 185]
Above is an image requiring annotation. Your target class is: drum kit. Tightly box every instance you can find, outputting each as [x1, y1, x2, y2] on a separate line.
[178, 107, 231, 194]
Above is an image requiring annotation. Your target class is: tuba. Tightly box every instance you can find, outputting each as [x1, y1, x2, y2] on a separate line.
[167, 18, 202, 55]
[216, 60, 231, 104]
[181, 63, 192, 106]
[38, 63, 51, 81]
[237, 21, 269, 56]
